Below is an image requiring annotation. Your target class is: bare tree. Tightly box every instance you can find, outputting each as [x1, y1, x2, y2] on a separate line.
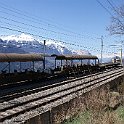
[107, 4, 124, 35]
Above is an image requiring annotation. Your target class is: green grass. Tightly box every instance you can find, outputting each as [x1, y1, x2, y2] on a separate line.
[115, 106, 124, 122]
[63, 106, 124, 124]
[63, 111, 91, 124]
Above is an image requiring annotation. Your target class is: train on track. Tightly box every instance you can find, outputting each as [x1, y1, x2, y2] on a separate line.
[0, 53, 122, 86]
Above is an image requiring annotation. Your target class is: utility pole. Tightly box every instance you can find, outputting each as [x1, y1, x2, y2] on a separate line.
[120, 41, 123, 66]
[43, 40, 46, 71]
[120, 46, 123, 66]
[100, 36, 103, 64]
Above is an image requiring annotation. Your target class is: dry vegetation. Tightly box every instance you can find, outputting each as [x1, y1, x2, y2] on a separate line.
[62, 81, 124, 124]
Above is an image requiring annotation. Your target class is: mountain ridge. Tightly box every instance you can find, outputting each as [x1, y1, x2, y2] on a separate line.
[0, 33, 90, 55]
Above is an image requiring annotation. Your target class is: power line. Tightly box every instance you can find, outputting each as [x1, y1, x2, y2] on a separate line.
[96, 0, 124, 26]
[0, 2, 89, 37]
[0, 20, 99, 52]
[0, 25, 104, 53]
[0, 20, 45, 37]
[106, 0, 121, 16]
[0, 1, 116, 56]
[0, 1, 99, 40]
[0, 11, 98, 40]
[96, 0, 113, 16]
[0, 25, 115, 55]
[0, 15, 83, 38]
[0, 14, 102, 50]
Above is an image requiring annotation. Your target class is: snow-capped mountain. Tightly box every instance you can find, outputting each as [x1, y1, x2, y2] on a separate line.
[0, 33, 89, 55]
[0, 33, 91, 71]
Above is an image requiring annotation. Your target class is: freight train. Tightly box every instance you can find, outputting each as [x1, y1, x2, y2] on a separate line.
[0, 53, 122, 85]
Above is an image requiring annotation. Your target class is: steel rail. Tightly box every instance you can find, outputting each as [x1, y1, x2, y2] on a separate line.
[0, 67, 119, 102]
[0, 68, 123, 122]
[0, 68, 122, 111]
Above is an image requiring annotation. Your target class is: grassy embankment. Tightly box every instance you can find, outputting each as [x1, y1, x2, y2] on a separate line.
[64, 106, 124, 124]
[63, 81, 124, 124]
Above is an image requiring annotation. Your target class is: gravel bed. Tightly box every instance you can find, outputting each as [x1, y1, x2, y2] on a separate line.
[0, 68, 121, 112]
[0, 68, 123, 123]
[0, 69, 123, 122]
[2, 71, 124, 124]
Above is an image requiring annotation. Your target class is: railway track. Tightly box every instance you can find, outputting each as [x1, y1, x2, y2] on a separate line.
[0, 67, 119, 102]
[0, 67, 123, 123]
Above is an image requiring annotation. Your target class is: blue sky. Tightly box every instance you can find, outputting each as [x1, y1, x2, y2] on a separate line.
[0, 0, 123, 57]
